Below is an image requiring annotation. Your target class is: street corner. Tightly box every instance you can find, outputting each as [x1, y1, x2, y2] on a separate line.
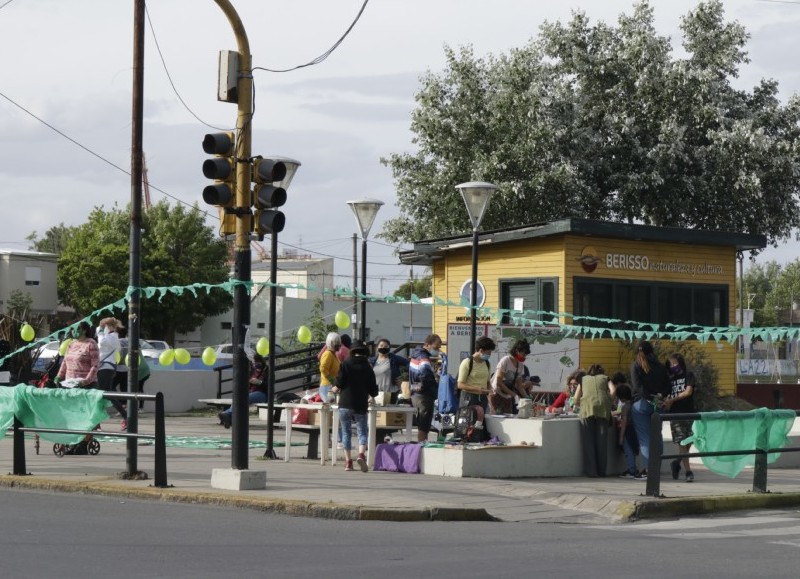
[632, 491, 800, 520]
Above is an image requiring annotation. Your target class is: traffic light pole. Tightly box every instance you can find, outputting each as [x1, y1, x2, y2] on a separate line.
[214, 0, 253, 473]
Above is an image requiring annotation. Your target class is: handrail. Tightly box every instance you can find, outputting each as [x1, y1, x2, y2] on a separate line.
[645, 410, 800, 497]
[12, 391, 169, 488]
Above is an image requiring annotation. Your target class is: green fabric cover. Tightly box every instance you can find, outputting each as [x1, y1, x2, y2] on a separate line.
[1, 384, 111, 444]
[682, 408, 795, 478]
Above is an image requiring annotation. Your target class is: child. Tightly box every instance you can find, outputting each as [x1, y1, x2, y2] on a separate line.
[613, 377, 644, 479]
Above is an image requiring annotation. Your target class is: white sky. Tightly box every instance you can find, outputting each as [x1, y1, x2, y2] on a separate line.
[1, 0, 799, 296]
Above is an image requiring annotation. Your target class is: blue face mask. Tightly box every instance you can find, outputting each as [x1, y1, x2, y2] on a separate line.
[480, 353, 491, 362]
[429, 348, 440, 357]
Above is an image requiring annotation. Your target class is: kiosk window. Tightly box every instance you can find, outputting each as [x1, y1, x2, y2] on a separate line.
[500, 278, 558, 323]
[574, 277, 728, 327]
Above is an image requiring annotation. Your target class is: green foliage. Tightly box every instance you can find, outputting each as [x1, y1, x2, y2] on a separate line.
[305, 298, 338, 343]
[381, 1, 800, 248]
[7, 290, 33, 319]
[57, 200, 232, 342]
[393, 276, 432, 300]
[26, 223, 77, 255]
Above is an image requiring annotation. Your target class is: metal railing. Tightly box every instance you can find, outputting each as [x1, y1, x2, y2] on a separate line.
[214, 344, 321, 398]
[12, 391, 168, 488]
[645, 410, 800, 497]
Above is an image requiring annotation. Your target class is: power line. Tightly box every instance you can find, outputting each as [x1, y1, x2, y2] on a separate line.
[253, 0, 369, 73]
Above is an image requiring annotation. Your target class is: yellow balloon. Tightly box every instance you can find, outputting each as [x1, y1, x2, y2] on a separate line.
[256, 337, 270, 356]
[115, 351, 121, 364]
[174, 348, 191, 365]
[125, 354, 131, 367]
[159, 349, 175, 366]
[59, 339, 72, 356]
[201, 346, 217, 366]
[20, 323, 35, 342]
[297, 325, 312, 344]
[334, 310, 350, 330]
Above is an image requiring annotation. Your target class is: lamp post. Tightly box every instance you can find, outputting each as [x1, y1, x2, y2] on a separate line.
[265, 157, 301, 459]
[347, 199, 384, 342]
[456, 181, 497, 354]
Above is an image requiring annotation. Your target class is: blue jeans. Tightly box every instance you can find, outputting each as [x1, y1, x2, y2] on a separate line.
[223, 391, 268, 416]
[622, 424, 639, 474]
[319, 385, 332, 403]
[338, 407, 367, 451]
[631, 398, 662, 465]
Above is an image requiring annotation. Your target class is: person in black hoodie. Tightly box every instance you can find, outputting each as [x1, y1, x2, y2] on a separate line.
[332, 340, 378, 472]
[629, 340, 670, 474]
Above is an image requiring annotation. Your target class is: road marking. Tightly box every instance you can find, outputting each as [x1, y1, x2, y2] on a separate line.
[590, 514, 797, 531]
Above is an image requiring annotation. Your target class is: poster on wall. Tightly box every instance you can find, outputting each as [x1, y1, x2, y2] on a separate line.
[446, 324, 579, 392]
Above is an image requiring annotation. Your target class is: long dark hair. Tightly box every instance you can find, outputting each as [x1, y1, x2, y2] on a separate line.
[587, 363, 605, 376]
[669, 352, 687, 375]
[635, 340, 654, 374]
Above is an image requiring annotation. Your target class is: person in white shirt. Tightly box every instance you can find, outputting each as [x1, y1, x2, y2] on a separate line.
[97, 317, 127, 429]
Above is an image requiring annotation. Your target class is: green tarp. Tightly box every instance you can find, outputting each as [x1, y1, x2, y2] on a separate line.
[1, 384, 110, 444]
[683, 408, 796, 478]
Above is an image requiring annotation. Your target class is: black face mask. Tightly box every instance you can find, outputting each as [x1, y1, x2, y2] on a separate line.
[377, 347, 390, 355]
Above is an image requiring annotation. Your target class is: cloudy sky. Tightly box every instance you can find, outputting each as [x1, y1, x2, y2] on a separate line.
[1, 0, 799, 297]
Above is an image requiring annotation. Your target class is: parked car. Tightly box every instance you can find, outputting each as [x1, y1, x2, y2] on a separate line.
[120, 338, 161, 365]
[144, 340, 171, 352]
[32, 340, 62, 372]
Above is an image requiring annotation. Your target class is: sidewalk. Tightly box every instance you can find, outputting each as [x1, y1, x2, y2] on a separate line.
[2, 414, 800, 524]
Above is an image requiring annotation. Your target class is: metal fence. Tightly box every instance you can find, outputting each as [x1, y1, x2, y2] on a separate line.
[645, 410, 800, 497]
[12, 391, 168, 488]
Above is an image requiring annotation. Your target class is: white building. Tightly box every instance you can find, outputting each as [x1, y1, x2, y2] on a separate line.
[0, 249, 58, 316]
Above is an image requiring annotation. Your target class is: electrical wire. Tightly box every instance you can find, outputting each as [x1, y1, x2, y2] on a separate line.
[0, 0, 16, 11]
[144, 5, 231, 132]
[252, 0, 369, 73]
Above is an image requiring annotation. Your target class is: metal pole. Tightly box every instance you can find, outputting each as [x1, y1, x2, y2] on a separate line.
[361, 237, 368, 342]
[470, 228, 479, 354]
[352, 233, 358, 337]
[153, 392, 169, 488]
[265, 231, 278, 459]
[645, 411, 663, 497]
[214, 0, 253, 471]
[12, 416, 27, 476]
[126, 0, 145, 475]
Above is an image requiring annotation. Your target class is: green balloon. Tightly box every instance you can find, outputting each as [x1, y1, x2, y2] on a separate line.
[201, 346, 217, 366]
[20, 323, 35, 342]
[334, 310, 350, 330]
[174, 348, 191, 365]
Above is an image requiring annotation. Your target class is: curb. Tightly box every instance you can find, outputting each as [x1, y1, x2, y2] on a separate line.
[632, 492, 800, 520]
[0, 476, 495, 522]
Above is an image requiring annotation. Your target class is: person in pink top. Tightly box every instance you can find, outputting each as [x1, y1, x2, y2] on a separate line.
[55, 321, 99, 387]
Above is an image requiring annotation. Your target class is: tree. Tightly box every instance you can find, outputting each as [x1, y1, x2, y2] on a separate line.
[742, 261, 782, 326]
[27, 223, 77, 255]
[380, 1, 800, 247]
[393, 276, 432, 300]
[57, 200, 232, 343]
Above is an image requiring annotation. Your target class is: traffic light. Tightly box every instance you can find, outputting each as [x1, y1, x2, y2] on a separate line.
[252, 157, 287, 236]
[202, 131, 236, 236]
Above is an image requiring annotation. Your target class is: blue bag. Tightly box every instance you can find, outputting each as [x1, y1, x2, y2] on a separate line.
[437, 353, 459, 415]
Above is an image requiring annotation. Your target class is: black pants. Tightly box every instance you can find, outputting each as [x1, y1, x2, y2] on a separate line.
[579, 416, 610, 477]
[97, 368, 127, 418]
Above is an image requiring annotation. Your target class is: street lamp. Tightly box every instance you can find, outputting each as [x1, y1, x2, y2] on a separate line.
[264, 157, 301, 460]
[347, 199, 384, 341]
[456, 181, 497, 354]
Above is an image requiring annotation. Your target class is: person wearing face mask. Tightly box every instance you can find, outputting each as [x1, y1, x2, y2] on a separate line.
[489, 339, 533, 415]
[663, 353, 696, 482]
[369, 337, 409, 405]
[457, 336, 497, 415]
[319, 332, 342, 403]
[409, 334, 442, 442]
[96, 317, 128, 430]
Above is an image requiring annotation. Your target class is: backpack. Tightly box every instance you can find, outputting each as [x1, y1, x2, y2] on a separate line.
[453, 403, 486, 442]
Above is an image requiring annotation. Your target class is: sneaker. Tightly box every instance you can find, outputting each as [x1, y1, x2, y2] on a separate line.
[685, 470, 694, 482]
[120, 419, 128, 432]
[218, 412, 231, 429]
[671, 459, 681, 480]
[344, 460, 354, 472]
[633, 471, 647, 480]
[356, 453, 368, 473]
[618, 471, 635, 479]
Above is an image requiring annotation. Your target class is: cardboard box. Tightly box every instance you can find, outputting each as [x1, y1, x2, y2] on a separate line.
[376, 411, 406, 428]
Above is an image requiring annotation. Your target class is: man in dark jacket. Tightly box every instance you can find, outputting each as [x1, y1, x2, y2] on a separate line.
[332, 340, 378, 472]
[409, 334, 442, 442]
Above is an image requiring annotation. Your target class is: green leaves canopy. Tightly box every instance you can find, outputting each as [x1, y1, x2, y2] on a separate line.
[57, 200, 231, 341]
[381, 1, 800, 247]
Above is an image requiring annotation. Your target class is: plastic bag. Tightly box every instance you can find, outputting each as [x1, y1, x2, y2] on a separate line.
[291, 407, 309, 425]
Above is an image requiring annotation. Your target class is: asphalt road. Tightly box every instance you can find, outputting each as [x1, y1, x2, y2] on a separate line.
[3, 489, 798, 578]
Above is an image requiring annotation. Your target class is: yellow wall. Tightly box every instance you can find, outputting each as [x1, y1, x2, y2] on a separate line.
[432, 233, 739, 394]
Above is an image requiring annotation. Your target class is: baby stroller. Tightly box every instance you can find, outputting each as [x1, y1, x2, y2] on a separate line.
[30, 356, 102, 457]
